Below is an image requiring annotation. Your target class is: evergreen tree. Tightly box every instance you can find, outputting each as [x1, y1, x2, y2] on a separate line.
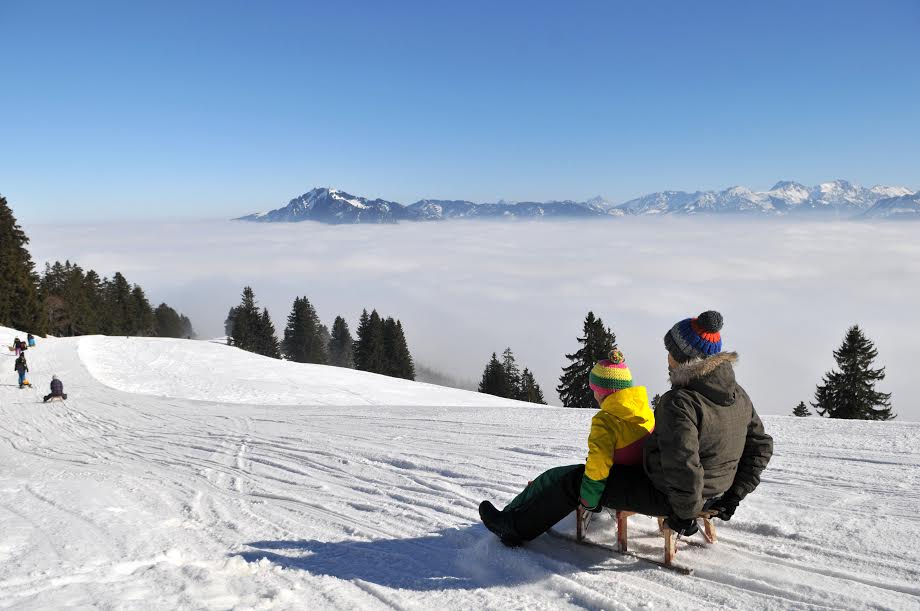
[130, 285, 155, 336]
[519, 368, 546, 404]
[557, 311, 616, 408]
[281, 296, 328, 363]
[317, 323, 331, 358]
[792, 401, 811, 417]
[328, 316, 355, 368]
[479, 352, 512, 398]
[154, 303, 195, 338]
[812, 325, 894, 420]
[230, 287, 261, 352]
[650, 393, 662, 411]
[382, 318, 415, 380]
[179, 314, 195, 338]
[103, 273, 135, 335]
[224, 306, 239, 343]
[81, 270, 105, 334]
[256, 308, 281, 359]
[354, 309, 385, 373]
[353, 310, 371, 369]
[501, 348, 522, 395]
[0, 196, 44, 333]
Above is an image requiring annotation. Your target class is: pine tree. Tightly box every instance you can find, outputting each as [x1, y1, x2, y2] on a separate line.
[230, 287, 261, 352]
[382, 318, 415, 380]
[281, 296, 328, 363]
[154, 303, 183, 337]
[519, 368, 546, 404]
[179, 314, 195, 338]
[792, 401, 811, 417]
[354, 309, 385, 373]
[0, 195, 44, 333]
[650, 393, 662, 411]
[479, 352, 511, 398]
[154, 303, 194, 338]
[130, 285, 155, 336]
[557, 311, 616, 408]
[103, 272, 135, 335]
[812, 325, 894, 420]
[256, 308, 281, 359]
[501, 348, 522, 395]
[328, 316, 355, 368]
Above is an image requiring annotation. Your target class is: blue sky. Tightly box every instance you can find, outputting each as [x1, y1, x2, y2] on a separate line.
[2, 0, 919, 222]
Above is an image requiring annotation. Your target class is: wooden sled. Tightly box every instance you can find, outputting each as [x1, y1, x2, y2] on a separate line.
[576, 505, 717, 569]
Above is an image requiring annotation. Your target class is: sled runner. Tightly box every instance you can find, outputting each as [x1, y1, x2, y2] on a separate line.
[576, 505, 717, 571]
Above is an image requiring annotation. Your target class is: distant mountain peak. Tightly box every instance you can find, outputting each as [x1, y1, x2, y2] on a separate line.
[238, 180, 917, 224]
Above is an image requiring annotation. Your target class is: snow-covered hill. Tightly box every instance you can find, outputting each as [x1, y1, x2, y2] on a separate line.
[2, 327, 919, 609]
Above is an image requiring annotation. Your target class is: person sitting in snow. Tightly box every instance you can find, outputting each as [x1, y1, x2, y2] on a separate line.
[14, 353, 29, 389]
[479, 346, 656, 545]
[479, 310, 773, 546]
[43, 375, 67, 402]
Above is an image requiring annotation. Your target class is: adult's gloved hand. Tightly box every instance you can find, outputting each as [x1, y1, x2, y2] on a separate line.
[665, 515, 699, 537]
[708, 493, 741, 521]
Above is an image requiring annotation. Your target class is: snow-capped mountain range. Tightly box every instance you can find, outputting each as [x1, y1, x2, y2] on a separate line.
[237, 180, 918, 224]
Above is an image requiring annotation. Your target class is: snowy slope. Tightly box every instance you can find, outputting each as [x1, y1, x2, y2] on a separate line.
[2, 327, 919, 610]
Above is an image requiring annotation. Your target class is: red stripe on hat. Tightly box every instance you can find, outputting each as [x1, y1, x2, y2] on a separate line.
[690, 319, 721, 343]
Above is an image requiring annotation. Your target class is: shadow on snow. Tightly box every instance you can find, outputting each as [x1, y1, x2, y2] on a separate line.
[232, 524, 647, 591]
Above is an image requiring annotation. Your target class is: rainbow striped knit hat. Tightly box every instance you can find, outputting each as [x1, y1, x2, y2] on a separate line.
[664, 310, 724, 362]
[589, 348, 633, 397]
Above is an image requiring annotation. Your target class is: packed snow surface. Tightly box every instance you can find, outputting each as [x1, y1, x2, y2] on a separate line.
[2, 328, 919, 610]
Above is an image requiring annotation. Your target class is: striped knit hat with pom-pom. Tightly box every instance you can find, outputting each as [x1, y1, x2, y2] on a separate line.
[589, 348, 633, 397]
[664, 310, 724, 362]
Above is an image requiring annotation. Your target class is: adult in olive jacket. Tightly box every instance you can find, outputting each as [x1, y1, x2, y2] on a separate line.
[647, 310, 773, 536]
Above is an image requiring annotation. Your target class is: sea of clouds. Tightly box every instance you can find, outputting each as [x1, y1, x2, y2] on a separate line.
[24, 217, 920, 420]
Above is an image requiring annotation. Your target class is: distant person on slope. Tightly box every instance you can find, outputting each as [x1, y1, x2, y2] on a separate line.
[14, 353, 29, 388]
[27, 333, 36, 348]
[479, 348, 656, 546]
[43, 375, 67, 402]
[13, 337, 22, 356]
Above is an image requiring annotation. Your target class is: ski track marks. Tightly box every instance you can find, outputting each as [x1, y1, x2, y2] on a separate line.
[0, 330, 918, 610]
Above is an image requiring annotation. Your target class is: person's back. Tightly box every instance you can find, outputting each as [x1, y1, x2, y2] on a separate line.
[44, 375, 67, 402]
[644, 311, 773, 527]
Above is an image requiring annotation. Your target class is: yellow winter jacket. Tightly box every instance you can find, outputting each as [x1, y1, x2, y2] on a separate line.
[580, 386, 655, 509]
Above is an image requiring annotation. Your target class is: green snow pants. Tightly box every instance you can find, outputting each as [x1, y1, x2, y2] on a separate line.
[502, 463, 673, 541]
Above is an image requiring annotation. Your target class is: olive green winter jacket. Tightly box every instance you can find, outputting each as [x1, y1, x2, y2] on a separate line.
[643, 352, 773, 519]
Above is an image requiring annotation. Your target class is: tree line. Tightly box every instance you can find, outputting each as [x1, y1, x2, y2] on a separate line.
[41, 261, 194, 338]
[226, 287, 415, 381]
[0, 196, 194, 338]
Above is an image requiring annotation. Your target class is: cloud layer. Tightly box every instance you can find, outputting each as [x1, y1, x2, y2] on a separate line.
[24, 218, 920, 420]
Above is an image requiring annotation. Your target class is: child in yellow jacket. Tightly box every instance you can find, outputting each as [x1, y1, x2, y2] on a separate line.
[480, 348, 658, 546]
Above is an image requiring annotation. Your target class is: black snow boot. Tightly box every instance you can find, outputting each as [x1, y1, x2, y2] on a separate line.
[479, 501, 523, 547]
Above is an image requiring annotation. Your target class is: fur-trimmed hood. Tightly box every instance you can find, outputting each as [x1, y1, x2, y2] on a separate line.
[669, 351, 738, 386]
[669, 352, 739, 406]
